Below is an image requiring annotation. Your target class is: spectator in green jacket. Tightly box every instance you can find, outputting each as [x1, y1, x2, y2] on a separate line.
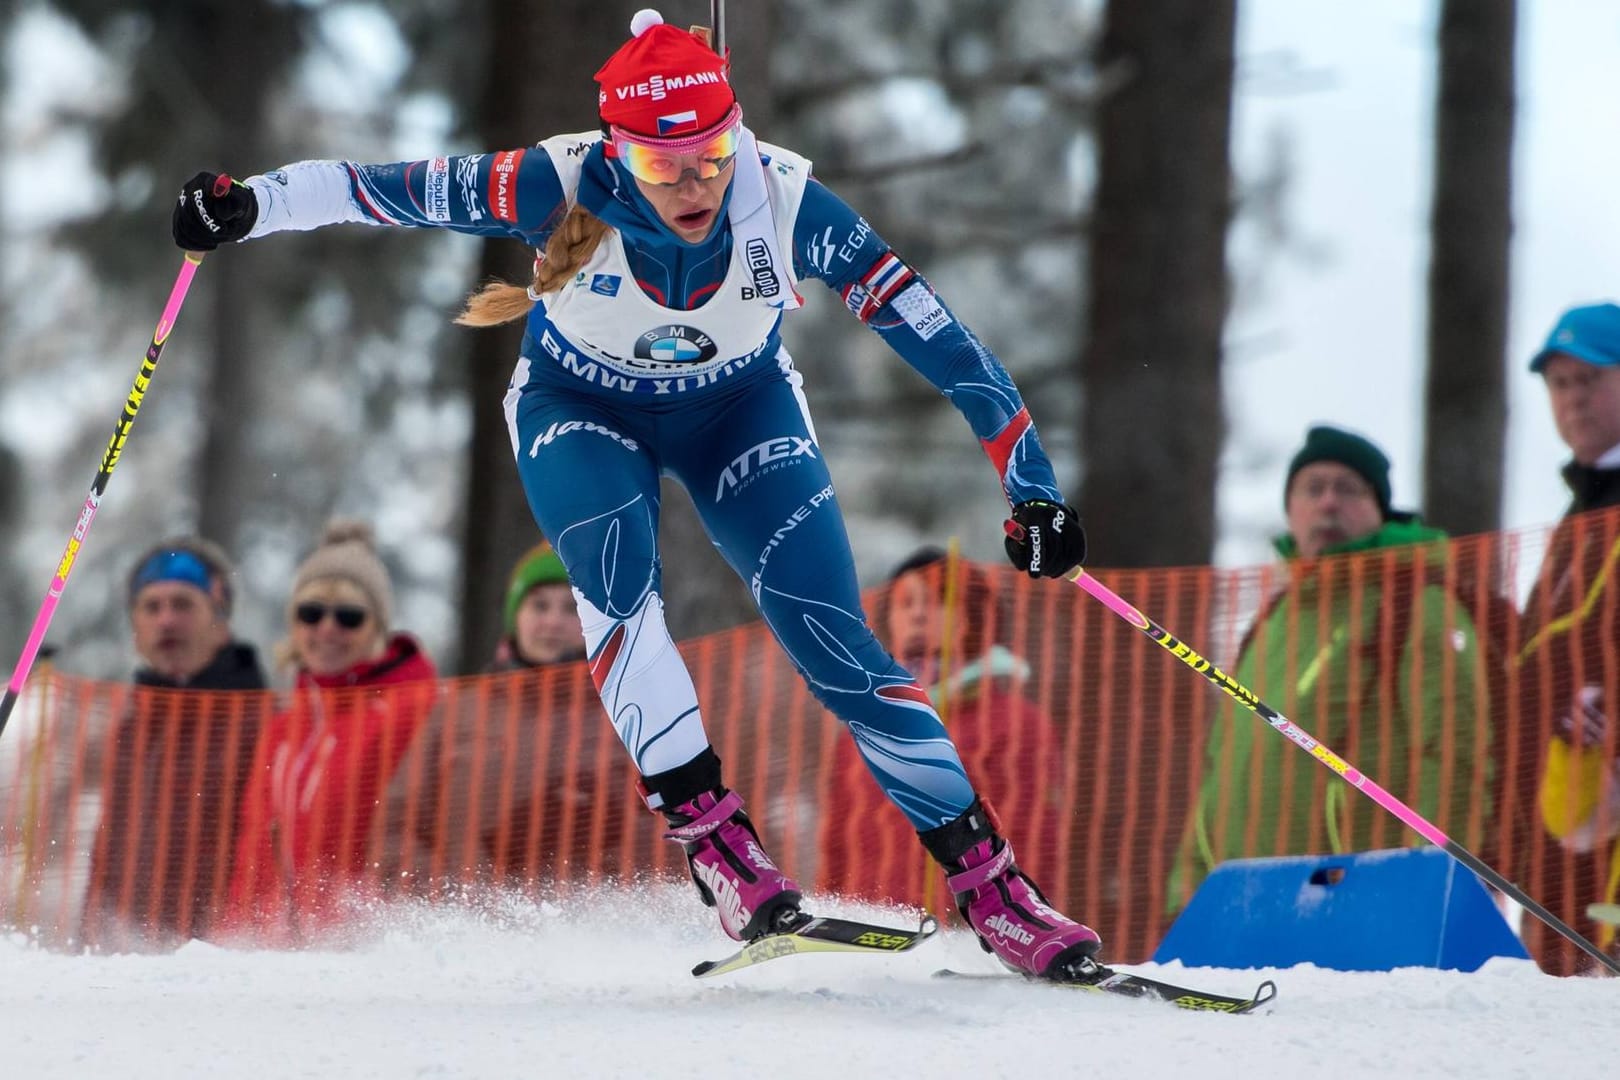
[1169, 425, 1493, 907]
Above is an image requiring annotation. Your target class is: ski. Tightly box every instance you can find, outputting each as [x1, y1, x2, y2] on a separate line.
[692, 914, 939, 978]
[934, 966, 1277, 1014]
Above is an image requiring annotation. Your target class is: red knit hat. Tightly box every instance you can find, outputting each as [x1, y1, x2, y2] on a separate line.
[595, 9, 735, 138]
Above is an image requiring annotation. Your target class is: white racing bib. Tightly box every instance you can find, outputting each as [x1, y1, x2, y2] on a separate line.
[533, 131, 811, 393]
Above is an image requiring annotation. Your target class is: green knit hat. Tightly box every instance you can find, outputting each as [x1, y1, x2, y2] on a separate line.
[503, 541, 570, 634]
[1285, 425, 1394, 518]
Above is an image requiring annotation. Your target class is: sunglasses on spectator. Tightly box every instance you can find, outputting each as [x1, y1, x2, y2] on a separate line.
[294, 602, 370, 630]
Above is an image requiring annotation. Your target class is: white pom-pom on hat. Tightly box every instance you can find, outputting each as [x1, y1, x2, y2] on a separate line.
[630, 9, 664, 36]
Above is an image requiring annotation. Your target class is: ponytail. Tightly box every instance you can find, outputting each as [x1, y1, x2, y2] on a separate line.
[455, 203, 614, 328]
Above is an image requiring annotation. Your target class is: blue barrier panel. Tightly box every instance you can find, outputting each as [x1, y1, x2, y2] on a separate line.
[1153, 847, 1531, 971]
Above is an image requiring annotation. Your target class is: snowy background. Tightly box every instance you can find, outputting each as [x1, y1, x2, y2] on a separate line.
[1221, 0, 1620, 560]
[3, 882, 1613, 1080]
[3, 5, 1619, 1073]
[2, 0, 1617, 674]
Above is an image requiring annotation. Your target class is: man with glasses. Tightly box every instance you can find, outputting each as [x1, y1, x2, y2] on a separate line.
[1169, 425, 1493, 906]
[82, 538, 267, 949]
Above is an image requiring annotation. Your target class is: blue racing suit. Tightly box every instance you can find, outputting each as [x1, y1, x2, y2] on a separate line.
[241, 132, 1063, 830]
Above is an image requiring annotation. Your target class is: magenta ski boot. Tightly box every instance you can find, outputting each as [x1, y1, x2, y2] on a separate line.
[644, 750, 802, 941]
[922, 797, 1102, 980]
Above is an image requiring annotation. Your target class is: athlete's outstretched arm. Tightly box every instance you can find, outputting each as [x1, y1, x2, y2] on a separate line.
[792, 179, 1063, 508]
[174, 135, 602, 249]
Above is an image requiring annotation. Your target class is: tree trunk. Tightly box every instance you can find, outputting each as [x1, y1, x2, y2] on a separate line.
[196, 259, 259, 550]
[656, 1, 779, 641]
[194, 3, 283, 556]
[723, 0, 776, 125]
[1423, 0, 1515, 536]
[455, 1, 624, 673]
[0, 14, 16, 664]
[0, 441, 20, 665]
[1079, 0, 1235, 568]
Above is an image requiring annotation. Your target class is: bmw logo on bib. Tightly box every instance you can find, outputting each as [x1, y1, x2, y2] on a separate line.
[635, 325, 718, 366]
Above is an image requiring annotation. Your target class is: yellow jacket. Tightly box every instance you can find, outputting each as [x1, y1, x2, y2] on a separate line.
[1539, 736, 1620, 944]
[1526, 502, 1620, 951]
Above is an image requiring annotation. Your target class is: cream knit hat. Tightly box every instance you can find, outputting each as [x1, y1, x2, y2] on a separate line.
[290, 519, 394, 631]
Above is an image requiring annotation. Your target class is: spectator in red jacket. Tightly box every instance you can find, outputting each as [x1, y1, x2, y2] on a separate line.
[219, 520, 436, 946]
[818, 548, 1064, 909]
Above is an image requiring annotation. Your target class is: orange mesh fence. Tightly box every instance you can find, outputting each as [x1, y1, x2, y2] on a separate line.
[3, 510, 1618, 972]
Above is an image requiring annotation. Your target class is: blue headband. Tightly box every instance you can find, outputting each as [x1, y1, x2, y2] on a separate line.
[129, 550, 215, 602]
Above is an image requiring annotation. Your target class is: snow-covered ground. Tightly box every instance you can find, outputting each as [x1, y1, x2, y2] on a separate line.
[2, 882, 1613, 1080]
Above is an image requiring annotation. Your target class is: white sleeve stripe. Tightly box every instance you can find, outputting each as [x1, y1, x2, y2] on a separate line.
[244, 161, 377, 238]
[862, 253, 913, 303]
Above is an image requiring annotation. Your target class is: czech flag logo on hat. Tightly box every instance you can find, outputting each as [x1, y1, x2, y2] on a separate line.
[657, 110, 700, 136]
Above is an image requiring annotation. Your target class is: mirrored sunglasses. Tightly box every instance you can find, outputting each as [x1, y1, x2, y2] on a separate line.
[613, 119, 741, 187]
[294, 602, 369, 630]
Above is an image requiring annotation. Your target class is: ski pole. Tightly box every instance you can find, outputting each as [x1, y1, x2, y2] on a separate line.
[0, 248, 209, 741]
[1066, 565, 1620, 976]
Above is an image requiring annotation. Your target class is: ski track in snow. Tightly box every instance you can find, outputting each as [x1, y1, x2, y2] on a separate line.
[1, 883, 1614, 1080]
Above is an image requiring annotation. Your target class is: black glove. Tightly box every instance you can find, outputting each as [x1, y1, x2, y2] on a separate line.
[1003, 499, 1085, 578]
[172, 172, 258, 251]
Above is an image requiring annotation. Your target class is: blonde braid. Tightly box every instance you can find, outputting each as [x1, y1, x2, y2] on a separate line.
[455, 204, 614, 328]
